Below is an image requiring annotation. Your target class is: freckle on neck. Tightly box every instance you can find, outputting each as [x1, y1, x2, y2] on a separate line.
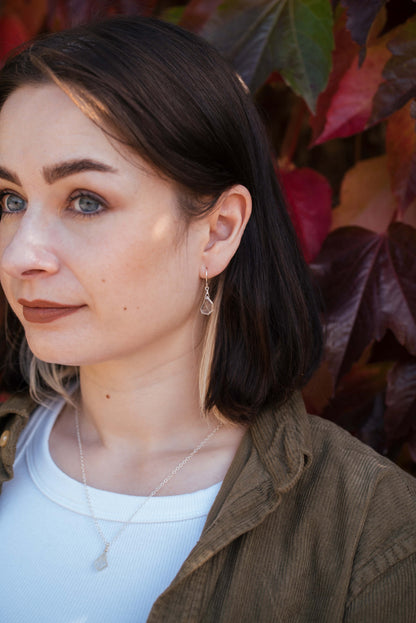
[101, 278, 106, 283]
[123, 306, 127, 311]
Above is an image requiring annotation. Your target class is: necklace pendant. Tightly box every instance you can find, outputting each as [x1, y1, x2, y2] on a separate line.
[94, 551, 108, 571]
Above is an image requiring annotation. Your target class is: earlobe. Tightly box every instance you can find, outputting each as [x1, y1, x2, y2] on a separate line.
[201, 185, 252, 279]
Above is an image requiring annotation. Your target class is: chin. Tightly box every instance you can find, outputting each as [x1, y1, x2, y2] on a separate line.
[25, 338, 82, 367]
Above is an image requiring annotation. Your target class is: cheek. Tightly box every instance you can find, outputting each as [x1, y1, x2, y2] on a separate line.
[88, 237, 176, 311]
[101, 242, 199, 319]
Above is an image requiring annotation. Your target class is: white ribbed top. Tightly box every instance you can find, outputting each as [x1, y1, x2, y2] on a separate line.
[0, 399, 221, 623]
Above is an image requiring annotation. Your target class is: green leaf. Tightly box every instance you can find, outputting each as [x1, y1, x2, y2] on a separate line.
[162, 6, 186, 25]
[203, 0, 334, 112]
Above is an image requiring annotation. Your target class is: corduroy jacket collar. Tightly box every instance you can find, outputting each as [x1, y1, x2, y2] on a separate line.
[150, 391, 312, 609]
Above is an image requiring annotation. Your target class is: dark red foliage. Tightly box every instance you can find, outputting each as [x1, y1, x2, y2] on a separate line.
[385, 358, 416, 458]
[280, 167, 332, 263]
[0, 15, 28, 63]
[311, 224, 416, 382]
[340, 0, 385, 46]
[371, 16, 416, 122]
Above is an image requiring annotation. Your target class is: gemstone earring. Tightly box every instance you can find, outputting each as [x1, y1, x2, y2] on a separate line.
[200, 268, 214, 315]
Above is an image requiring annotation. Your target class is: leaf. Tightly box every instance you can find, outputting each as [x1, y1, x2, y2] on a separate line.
[203, 0, 334, 112]
[386, 101, 416, 213]
[408, 434, 416, 464]
[310, 10, 359, 144]
[313, 31, 391, 143]
[371, 16, 416, 123]
[180, 0, 224, 32]
[0, 15, 28, 62]
[279, 167, 332, 262]
[48, 0, 156, 29]
[302, 360, 334, 415]
[161, 6, 185, 25]
[340, 0, 385, 47]
[331, 156, 397, 232]
[322, 358, 392, 428]
[3, 0, 47, 38]
[310, 223, 416, 381]
[385, 359, 416, 449]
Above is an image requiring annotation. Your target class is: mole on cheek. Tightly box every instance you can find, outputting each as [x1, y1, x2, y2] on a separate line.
[123, 306, 127, 311]
[101, 278, 106, 283]
[105, 394, 111, 399]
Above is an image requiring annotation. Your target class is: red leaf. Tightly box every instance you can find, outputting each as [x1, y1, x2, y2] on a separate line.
[311, 223, 416, 381]
[371, 16, 416, 123]
[340, 0, 385, 47]
[2, 0, 47, 39]
[310, 11, 359, 144]
[322, 358, 391, 431]
[48, 0, 156, 29]
[179, 0, 223, 33]
[386, 101, 416, 213]
[385, 359, 416, 448]
[279, 167, 332, 263]
[0, 15, 28, 62]
[314, 33, 391, 144]
[302, 360, 334, 415]
[408, 433, 416, 464]
[331, 156, 397, 232]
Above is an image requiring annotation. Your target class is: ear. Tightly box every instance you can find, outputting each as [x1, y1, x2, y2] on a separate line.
[200, 184, 252, 279]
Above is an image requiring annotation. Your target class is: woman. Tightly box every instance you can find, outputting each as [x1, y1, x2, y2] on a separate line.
[0, 17, 414, 623]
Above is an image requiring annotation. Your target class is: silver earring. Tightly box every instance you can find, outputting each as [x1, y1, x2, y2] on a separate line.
[200, 269, 214, 315]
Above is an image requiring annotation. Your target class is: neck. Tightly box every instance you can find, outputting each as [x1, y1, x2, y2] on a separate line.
[76, 345, 212, 453]
[50, 336, 246, 496]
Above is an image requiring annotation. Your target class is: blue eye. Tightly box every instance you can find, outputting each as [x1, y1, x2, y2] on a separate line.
[74, 195, 102, 214]
[68, 191, 107, 217]
[0, 192, 26, 214]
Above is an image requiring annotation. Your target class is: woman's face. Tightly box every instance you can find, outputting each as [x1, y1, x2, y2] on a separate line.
[0, 84, 207, 367]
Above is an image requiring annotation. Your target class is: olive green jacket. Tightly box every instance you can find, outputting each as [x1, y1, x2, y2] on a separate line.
[1, 391, 416, 622]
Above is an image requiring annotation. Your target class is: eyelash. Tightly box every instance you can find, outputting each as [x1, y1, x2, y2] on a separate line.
[0, 189, 108, 219]
[0, 189, 25, 217]
[66, 190, 107, 219]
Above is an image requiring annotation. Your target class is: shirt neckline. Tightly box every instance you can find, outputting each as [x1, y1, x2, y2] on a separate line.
[26, 400, 222, 523]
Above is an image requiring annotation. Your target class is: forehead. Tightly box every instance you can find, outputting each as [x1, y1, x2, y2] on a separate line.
[0, 85, 110, 157]
[0, 84, 144, 176]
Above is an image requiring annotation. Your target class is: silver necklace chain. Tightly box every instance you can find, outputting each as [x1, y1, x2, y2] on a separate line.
[74, 407, 222, 571]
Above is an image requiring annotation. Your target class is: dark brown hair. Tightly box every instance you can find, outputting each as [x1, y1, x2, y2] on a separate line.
[0, 16, 322, 422]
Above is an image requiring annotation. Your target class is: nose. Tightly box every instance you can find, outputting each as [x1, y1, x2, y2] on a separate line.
[0, 212, 60, 280]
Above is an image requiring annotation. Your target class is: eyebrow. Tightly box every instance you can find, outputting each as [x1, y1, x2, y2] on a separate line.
[42, 159, 118, 184]
[0, 159, 118, 187]
[0, 166, 21, 185]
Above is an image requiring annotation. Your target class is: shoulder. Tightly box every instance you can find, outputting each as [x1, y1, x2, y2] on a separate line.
[307, 413, 414, 481]
[304, 414, 416, 550]
[198, 403, 416, 621]
[0, 392, 37, 490]
[305, 413, 416, 505]
[303, 415, 416, 620]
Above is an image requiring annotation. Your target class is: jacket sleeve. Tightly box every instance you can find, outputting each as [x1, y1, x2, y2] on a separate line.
[343, 464, 416, 622]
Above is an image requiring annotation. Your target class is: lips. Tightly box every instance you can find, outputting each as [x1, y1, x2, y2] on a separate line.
[17, 299, 86, 324]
